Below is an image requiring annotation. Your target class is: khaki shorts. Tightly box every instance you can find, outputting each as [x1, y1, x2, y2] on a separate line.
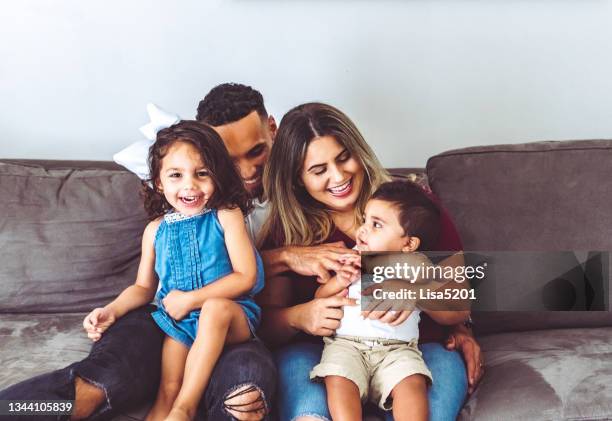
[310, 335, 432, 410]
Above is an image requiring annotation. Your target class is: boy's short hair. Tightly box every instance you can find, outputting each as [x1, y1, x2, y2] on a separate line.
[371, 180, 441, 250]
[196, 83, 268, 126]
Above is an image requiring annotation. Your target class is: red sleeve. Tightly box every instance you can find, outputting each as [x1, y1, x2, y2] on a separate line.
[435, 205, 463, 252]
[423, 190, 463, 252]
[420, 192, 464, 344]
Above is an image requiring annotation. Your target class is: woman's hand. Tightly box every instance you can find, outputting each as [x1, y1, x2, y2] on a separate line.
[285, 241, 357, 282]
[295, 296, 356, 336]
[83, 307, 116, 342]
[446, 329, 485, 394]
[163, 290, 196, 320]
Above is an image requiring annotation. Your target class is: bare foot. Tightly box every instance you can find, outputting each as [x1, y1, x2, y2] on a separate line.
[165, 407, 192, 421]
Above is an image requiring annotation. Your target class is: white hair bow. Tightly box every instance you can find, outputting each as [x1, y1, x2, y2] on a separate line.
[113, 104, 181, 180]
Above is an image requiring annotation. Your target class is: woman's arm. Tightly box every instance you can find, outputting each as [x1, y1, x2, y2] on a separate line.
[257, 273, 355, 346]
[260, 242, 357, 281]
[256, 274, 302, 343]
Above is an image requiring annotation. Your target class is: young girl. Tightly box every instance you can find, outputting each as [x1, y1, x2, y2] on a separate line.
[82, 121, 264, 421]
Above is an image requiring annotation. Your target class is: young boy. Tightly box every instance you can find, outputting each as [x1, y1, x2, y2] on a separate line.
[310, 180, 466, 421]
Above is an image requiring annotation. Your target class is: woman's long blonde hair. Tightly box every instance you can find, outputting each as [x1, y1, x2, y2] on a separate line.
[258, 103, 390, 248]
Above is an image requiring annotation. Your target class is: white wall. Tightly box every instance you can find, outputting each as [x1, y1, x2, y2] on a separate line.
[2, 0, 612, 167]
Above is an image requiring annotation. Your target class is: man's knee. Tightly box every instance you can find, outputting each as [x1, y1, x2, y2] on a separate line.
[223, 384, 267, 421]
[71, 376, 105, 420]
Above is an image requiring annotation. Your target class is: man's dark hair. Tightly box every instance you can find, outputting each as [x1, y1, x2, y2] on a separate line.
[371, 180, 441, 250]
[196, 83, 268, 126]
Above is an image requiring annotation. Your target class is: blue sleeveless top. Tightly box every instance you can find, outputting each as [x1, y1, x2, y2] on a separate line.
[151, 209, 263, 347]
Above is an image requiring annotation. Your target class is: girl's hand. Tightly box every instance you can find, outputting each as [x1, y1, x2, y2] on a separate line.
[83, 307, 116, 342]
[163, 290, 195, 321]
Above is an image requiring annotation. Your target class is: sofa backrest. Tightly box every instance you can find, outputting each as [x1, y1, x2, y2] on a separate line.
[0, 160, 147, 313]
[426, 140, 612, 335]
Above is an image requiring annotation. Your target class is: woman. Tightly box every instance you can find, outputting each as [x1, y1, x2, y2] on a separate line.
[257, 103, 483, 421]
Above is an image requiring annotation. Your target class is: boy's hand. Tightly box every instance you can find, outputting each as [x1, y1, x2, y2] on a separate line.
[336, 261, 360, 287]
[83, 307, 116, 342]
[163, 290, 195, 320]
[325, 253, 360, 286]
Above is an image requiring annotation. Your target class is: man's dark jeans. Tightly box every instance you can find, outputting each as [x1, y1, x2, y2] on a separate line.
[0, 305, 276, 420]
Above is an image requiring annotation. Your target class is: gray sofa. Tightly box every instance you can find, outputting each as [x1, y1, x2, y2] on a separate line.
[427, 140, 612, 420]
[1, 139, 612, 420]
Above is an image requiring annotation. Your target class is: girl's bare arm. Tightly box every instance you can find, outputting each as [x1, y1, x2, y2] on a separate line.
[104, 218, 161, 319]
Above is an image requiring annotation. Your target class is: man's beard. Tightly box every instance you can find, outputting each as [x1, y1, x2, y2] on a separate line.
[246, 181, 264, 202]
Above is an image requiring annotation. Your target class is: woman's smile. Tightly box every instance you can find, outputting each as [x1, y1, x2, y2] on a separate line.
[301, 135, 364, 212]
[327, 177, 353, 197]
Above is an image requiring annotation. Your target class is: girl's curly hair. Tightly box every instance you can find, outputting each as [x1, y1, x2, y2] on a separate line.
[142, 120, 253, 220]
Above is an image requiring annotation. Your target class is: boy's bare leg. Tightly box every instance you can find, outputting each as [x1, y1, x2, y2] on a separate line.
[145, 336, 189, 421]
[167, 298, 251, 421]
[391, 374, 428, 421]
[324, 376, 362, 421]
[71, 377, 106, 420]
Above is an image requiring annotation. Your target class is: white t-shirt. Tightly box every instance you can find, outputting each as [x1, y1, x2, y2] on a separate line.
[245, 199, 270, 242]
[336, 278, 421, 342]
[336, 248, 427, 342]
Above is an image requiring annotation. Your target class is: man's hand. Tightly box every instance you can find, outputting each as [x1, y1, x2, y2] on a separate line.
[83, 307, 116, 342]
[162, 290, 195, 321]
[361, 279, 415, 326]
[446, 330, 484, 394]
[285, 241, 357, 282]
[295, 296, 357, 336]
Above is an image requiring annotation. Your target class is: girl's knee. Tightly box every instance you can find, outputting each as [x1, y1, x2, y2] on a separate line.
[200, 298, 233, 317]
[200, 298, 235, 323]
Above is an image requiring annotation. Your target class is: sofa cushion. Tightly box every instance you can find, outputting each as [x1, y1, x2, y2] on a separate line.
[0, 160, 147, 313]
[0, 313, 91, 390]
[426, 140, 612, 333]
[460, 327, 612, 420]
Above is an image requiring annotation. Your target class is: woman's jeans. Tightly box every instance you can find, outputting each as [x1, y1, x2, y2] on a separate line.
[275, 341, 467, 421]
[0, 305, 277, 421]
